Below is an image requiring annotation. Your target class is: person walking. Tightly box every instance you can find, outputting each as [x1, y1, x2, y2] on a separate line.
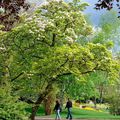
[65, 98, 72, 120]
[54, 100, 61, 120]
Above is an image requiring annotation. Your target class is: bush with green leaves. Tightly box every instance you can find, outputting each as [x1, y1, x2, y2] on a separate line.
[109, 98, 120, 115]
[106, 82, 120, 115]
[0, 86, 29, 120]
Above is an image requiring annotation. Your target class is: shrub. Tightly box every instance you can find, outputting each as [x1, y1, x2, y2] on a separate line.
[107, 84, 120, 115]
[109, 95, 120, 115]
[0, 87, 29, 120]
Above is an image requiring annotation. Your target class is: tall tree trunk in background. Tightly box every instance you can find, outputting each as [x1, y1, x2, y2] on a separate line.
[44, 86, 58, 115]
[99, 84, 104, 104]
[94, 97, 97, 109]
[44, 93, 55, 115]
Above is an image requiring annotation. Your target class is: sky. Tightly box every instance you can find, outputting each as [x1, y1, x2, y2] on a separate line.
[83, 0, 105, 25]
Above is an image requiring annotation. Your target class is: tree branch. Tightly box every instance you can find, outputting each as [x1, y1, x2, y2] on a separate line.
[19, 97, 35, 104]
[50, 33, 56, 47]
[11, 72, 24, 82]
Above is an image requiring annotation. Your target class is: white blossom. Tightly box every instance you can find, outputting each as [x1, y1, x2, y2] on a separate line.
[0, 7, 5, 13]
[29, 30, 34, 34]
[66, 36, 74, 43]
[26, 17, 33, 21]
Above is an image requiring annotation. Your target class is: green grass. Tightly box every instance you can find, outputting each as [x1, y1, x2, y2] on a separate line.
[26, 106, 120, 119]
[26, 105, 45, 116]
[51, 107, 120, 119]
[63, 108, 120, 119]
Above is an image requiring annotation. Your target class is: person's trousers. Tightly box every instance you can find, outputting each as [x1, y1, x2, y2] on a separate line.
[55, 109, 61, 120]
[66, 108, 72, 119]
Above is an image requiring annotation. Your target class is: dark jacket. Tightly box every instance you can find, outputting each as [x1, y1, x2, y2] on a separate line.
[65, 100, 72, 108]
[54, 102, 61, 111]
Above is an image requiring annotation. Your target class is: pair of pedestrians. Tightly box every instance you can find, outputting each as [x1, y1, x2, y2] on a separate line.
[54, 98, 72, 120]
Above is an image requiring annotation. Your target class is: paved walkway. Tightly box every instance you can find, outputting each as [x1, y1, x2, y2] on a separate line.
[35, 116, 120, 120]
[35, 118, 93, 120]
[35, 116, 89, 120]
[35, 117, 120, 120]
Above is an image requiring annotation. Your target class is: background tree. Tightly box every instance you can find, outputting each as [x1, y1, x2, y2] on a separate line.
[0, 0, 29, 31]
[95, 0, 119, 10]
[105, 53, 120, 115]
[58, 71, 109, 106]
[95, 0, 120, 17]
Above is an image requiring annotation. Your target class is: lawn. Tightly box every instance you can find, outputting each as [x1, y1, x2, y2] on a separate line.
[26, 106, 120, 119]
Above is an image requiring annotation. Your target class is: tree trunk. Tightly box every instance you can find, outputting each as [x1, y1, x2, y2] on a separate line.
[94, 97, 97, 109]
[44, 86, 58, 115]
[100, 89, 103, 104]
[30, 83, 53, 120]
[44, 95, 54, 115]
[30, 105, 40, 120]
[99, 85, 103, 104]
[30, 94, 44, 120]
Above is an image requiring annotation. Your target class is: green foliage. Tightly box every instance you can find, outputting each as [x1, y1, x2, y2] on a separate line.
[0, 0, 93, 98]
[1, 0, 119, 99]
[107, 55, 120, 115]
[92, 11, 120, 48]
[109, 96, 120, 115]
[0, 85, 29, 120]
[59, 71, 109, 101]
[106, 83, 120, 115]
